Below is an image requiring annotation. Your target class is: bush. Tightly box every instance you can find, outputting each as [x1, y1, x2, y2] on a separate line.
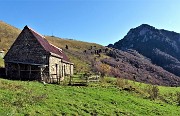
[94, 62, 111, 77]
[116, 78, 138, 92]
[116, 78, 126, 88]
[146, 85, 159, 100]
[103, 77, 115, 84]
[176, 92, 180, 106]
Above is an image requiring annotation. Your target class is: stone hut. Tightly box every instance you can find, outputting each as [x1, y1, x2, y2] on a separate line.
[4, 26, 73, 83]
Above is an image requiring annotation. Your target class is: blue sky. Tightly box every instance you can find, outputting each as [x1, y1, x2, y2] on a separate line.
[0, 0, 180, 46]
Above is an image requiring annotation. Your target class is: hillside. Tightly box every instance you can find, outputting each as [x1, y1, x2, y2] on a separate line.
[0, 21, 20, 51]
[103, 49, 180, 86]
[46, 36, 106, 72]
[44, 36, 180, 86]
[109, 24, 180, 77]
[1, 21, 180, 86]
[0, 78, 180, 115]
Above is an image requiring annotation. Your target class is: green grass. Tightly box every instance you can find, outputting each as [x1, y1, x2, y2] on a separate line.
[158, 86, 180, 94]
[112, 78, 180, 106]
[0, 77, 180, 115]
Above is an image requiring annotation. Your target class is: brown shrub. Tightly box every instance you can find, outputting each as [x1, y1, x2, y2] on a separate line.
[146, 85, 159, 100]
[116, 78, 126, 88]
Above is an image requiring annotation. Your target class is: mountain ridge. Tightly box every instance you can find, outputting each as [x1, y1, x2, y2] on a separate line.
[109, 24, 180, 78]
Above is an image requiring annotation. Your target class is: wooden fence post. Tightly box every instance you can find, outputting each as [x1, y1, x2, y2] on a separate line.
[69, 75, 72, 85]
[86, 75, 89, 84]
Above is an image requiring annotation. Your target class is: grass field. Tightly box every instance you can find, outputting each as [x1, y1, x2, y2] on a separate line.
[0, 77, 179, 116]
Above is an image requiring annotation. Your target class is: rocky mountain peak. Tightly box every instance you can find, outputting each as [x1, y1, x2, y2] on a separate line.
[132, 24, 156, 34]
[109, 24, 180, 78]
[138, 24, 155, 29]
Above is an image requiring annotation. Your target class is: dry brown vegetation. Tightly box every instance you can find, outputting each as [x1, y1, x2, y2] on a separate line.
[0, 21, 20, 51]
[46, 36, 106, 72]
[102, 49, 180, 86]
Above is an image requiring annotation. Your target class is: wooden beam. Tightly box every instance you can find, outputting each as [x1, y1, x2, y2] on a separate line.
[29, 65, 31, 80]
[40, 67, 43, 82]
[69, 75, 72, 85]
[18, 63, 21, 80]
[5, 61, 47, 66]
[5, 63, 8, 77]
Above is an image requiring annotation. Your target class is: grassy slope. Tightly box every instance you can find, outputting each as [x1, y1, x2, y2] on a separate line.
[46, 36, 103, 52]
[0, 21, 20, 67]
[0, 78, 180, 116]
[0, 21, 20, 51]
[46, 36, 106, 72]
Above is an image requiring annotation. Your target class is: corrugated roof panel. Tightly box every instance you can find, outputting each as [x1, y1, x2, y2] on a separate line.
[26, 26, 70, 62]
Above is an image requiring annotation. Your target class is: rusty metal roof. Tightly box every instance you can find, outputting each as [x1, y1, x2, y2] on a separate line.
[61, 50, 70, 63]
[26, 26, 70, 62]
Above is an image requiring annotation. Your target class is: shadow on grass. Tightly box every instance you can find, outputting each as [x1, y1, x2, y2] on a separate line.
[69, 83, 88, 86]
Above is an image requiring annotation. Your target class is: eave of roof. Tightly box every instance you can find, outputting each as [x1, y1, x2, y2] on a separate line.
[5, 61, 47, 66]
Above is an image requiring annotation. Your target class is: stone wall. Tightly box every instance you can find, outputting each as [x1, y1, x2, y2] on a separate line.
[70, 64, 74, 75]
[4, 28, 48, 65]
[49, 56, 74, 81]
[62, 63, 73, 76]
[49, 55, 62, 81]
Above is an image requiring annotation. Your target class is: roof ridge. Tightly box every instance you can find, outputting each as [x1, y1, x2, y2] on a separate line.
[27, 26, 45, 39]
[50, 43, 62, 53]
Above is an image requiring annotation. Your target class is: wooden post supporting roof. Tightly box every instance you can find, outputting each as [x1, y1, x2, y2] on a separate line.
[29, 65, 31, 80]
[69, 75, 72, 85]
[39, 65, 47, 83]
[18, 63, 21, 80]
[5, 63, 8, 77]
